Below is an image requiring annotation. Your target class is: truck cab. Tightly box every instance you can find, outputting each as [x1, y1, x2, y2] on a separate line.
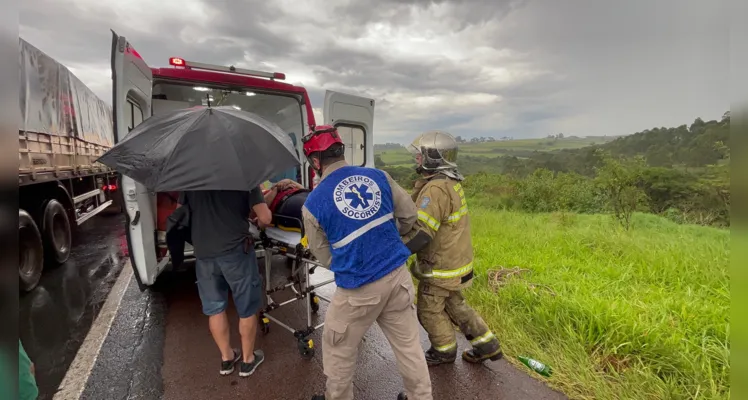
[110, 31, 376, 290]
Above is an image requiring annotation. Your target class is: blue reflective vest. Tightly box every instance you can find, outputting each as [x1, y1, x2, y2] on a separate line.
[304, 166, 411, 289]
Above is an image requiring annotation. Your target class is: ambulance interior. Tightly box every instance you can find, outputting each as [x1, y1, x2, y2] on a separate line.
[148, 82, 306, 260]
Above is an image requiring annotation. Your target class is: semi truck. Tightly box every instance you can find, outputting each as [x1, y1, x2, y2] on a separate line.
[111, 31, 377, 290]
[19, 38, 121, 292]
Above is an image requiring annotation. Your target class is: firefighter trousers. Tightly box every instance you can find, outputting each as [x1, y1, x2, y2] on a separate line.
[322, 264, 433, 400]
[416, 279, 499, 355]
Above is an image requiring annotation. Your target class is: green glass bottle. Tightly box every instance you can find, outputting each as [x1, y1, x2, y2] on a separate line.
[518, 356, 552, 377]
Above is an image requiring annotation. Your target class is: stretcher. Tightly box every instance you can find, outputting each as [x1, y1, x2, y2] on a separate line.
[249, 215, 334, 359]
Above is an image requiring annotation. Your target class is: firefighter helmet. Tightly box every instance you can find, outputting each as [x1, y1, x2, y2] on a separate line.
[302, 125, 343, 157]
[407, 130, 459, 171]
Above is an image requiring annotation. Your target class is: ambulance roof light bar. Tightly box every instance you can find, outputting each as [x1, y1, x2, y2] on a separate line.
[168, 57, 286, 80]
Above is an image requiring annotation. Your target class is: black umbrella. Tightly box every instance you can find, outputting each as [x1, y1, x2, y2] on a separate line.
[97, 106, 301, 192]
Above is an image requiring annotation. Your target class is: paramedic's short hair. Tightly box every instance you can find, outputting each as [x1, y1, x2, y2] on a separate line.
[319, 143, 345, 166]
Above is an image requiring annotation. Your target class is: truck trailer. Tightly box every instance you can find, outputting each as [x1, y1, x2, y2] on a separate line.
[19, 38, 120, 292]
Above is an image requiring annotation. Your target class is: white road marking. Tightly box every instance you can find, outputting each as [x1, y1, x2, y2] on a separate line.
[54, 263, 133, 400]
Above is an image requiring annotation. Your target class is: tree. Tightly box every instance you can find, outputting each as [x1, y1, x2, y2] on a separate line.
[594, 151, 648, 230]
[689, 117, 705, 132]
[374, 154, 386, 168]
[645, 146, 673, 167]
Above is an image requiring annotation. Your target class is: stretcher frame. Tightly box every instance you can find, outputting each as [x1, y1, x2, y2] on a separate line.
[251, 214, 335, 359]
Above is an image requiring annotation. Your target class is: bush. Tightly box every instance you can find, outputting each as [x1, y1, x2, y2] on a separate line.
[383, 148, 728, 228]
[381, 165, 420, 189]
[462, 170, 603, 215]
[594, 153, 649, 230]
[516, 169, 602, 214]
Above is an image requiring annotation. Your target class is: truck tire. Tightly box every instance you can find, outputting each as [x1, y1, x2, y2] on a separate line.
[20, 210, 44, 292]
[42, 199, 72, 265]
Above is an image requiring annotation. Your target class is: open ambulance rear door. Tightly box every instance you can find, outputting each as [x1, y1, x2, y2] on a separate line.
[110, 30, 159, 290]
[322, 90, 375, 168]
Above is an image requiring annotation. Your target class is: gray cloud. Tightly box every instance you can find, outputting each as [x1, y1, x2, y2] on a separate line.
[20, 0, 293, 68]
[336, 0, 527, 32]
[19, 0, 729, 143]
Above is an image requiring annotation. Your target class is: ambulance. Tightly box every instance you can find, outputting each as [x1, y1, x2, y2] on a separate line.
[111, 31, 375, 290]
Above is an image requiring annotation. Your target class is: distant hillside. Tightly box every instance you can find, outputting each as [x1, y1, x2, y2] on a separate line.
[378, 113, 731, 229]
[374, 143, 405, 151]
[376, 113, 730, 175]
[375, 136, 619, 167]
[600, 116, 729, 167]
[515, 114, 730, 177]
[378, 113, 731, 214]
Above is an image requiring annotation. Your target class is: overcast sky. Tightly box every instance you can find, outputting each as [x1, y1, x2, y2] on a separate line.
[20, 0, 728, 143]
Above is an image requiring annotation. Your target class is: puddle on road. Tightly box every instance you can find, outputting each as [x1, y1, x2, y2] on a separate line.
[19, 214, 128, 400]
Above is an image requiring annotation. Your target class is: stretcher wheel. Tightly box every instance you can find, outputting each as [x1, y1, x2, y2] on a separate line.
[261, 317, 270, 335]
[310, 293, 320, 313]
[298, 338, 315, 359]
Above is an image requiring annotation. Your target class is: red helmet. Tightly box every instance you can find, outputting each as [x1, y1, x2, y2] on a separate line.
[302, 125, 343, 157]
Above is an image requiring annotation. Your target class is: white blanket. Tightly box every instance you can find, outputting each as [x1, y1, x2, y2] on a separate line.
[249, 223, 303, 246]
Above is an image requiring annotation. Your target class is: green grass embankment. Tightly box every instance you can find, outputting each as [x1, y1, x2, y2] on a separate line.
[462, 209, 729, 399]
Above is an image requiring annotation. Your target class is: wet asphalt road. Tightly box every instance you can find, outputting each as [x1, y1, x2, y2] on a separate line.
[159, 256, 568, 400]
[19, 212, 567, 399]
[19, 212, 127, 400]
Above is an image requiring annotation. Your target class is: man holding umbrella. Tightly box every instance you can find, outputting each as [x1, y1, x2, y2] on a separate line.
[179, 187, 272, 377]
[96, 106, 303, 378]
[301, 125, 432, 400]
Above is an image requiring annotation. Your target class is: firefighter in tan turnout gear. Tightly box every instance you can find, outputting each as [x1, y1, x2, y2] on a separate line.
[402, 130, 503, 366]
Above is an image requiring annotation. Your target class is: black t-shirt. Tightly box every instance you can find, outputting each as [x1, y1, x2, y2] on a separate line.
[273, 190, 308, 230]
[179, 189, 264, 259]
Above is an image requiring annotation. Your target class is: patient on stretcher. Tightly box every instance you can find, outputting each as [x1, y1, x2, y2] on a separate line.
[260, 179, 309, 232]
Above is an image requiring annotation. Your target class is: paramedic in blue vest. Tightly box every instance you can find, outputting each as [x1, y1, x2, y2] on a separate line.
[301, 125, 433, 400]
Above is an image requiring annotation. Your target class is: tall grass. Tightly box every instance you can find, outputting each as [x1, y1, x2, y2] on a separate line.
[463, 208, 730, 399]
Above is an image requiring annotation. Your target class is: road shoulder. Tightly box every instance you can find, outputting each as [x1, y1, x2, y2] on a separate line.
[78, 266, 167, 399]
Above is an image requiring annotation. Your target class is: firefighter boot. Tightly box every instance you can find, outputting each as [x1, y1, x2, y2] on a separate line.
[462, 336, 503, 364]
[313, 393, 407, 400]
[424, 346, 457, 366]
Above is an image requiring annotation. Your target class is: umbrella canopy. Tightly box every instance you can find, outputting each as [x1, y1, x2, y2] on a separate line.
[97, 106, 301, 192]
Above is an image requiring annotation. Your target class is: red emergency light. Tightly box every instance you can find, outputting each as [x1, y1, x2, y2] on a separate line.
[166, 57, 286, 80]
[169, 57, 186, 67]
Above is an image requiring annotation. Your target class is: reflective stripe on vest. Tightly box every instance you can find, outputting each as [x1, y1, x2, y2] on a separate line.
[447, 205, 468, 223]
[417, 210, 440, 231]
[432, 261, 473, 279]
[418, 182, 469, 229]
[331, 212, 394, 249]
[448, 183, 468, 223]
[303, 166, 412, 289]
